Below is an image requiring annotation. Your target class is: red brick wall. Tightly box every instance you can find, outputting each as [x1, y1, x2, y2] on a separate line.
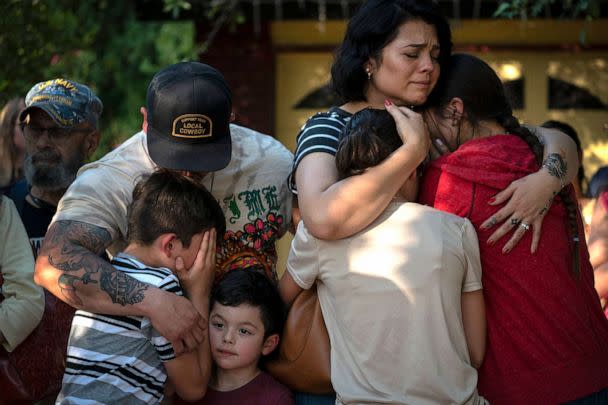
[196, 22, 275, 137]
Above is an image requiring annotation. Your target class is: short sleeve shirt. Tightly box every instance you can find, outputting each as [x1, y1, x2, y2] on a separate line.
[288, 107, 352, 194]
[53, 125, 294, 281]
[287, 202, 484, 405]
[57, 253, 181, 405]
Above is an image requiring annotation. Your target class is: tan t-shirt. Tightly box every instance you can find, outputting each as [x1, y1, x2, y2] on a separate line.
[287, 202, 485, 405]
[0, 197, 44, 351]
[53, 125, 293, 280]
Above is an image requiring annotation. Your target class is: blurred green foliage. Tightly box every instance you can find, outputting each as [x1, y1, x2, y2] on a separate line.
[493, 0, 600, 44]
[1, 0, 597, 159]
[493, 0, 600, 20]
[0, 0, 197, 159]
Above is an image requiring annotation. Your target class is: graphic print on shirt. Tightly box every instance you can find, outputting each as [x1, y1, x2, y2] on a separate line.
[218, 185, 285, 281]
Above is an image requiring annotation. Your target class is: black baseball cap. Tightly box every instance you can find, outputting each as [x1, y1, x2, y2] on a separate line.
[146, 62, 232, 172]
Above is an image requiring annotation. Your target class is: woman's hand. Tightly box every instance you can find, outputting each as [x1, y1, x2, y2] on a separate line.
[175, 229, 217, 298]
[480, 169, 561, 254]
[385, 101, 430, 160]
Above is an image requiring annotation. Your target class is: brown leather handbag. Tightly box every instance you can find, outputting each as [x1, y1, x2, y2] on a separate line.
[266, 284, 334, 394]
[0, 273, 75, 404]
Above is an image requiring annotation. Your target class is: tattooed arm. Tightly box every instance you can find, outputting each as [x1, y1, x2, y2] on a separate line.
[35, 220, 207, 353]
[480, 126, 579, 253]
[535, 126, 578, 188]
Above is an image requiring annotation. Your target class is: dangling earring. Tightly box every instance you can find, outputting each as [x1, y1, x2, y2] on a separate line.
[366, 68, 372, 80]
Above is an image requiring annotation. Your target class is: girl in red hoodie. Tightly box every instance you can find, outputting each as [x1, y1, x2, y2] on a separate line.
[419, 53, 608, 404]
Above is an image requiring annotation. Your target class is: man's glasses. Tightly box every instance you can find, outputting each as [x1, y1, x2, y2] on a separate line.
[21, 124, 91, 143]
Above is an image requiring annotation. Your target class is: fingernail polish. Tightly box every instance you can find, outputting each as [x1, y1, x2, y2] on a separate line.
[385, 99, 392, 106]
[488, 197, 496, 204]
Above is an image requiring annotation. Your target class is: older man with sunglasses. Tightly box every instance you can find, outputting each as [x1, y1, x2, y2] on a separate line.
[3, 79, 101, 402]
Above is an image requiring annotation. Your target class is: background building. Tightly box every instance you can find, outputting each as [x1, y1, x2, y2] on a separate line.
[162, 1, 608, 268]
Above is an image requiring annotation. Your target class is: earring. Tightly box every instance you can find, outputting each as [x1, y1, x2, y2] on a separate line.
[366, 68, 372, 80]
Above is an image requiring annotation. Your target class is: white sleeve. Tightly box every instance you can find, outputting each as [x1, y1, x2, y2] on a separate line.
[461, 219, 483, 293]
[0, 198, 45, 351]
[286, 222, 320, 290]
[52, 163, 135, 240]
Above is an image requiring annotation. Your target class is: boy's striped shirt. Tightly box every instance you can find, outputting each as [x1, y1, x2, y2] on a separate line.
[56, 253, 182, 405]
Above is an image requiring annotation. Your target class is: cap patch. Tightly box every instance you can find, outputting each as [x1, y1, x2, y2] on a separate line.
[37, 79, 77, 93]
[172, 114, 212, 138]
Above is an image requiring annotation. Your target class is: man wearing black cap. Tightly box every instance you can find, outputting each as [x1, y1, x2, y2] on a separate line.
[35, 62, 293, 353]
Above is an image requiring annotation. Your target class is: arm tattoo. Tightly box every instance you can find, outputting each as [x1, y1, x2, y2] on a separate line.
[99, 268, 148, 306]
[45, 220, 110, 255]
[44, 220, 148, 307]
[542, 153, 567, 183]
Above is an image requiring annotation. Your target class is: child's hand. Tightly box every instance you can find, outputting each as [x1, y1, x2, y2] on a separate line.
[175, 229, 217, 299]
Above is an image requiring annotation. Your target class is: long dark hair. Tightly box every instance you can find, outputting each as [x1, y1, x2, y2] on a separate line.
[427, 53, 581, 277]
[330, 0, 452, 103]
[0, 98, 24, 184]
[335, 108, 403, 179]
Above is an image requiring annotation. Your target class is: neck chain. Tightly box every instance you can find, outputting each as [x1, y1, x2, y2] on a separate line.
[28, 193, 57, 211]
[209, 172, 215, 194]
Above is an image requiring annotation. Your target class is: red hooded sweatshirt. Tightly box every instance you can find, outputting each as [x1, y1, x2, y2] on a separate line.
[419, 134, 608, 405]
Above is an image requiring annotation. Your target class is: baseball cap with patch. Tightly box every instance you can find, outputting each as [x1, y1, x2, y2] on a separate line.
[146, 61, 232, 173]
[20, 78, 103, 128]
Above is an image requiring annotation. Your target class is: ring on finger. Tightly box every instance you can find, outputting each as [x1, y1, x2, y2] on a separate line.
[511, 218, 521, 226]
[519, 222, 530, 231]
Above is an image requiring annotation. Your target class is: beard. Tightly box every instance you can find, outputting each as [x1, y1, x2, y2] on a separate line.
[24, 149, 85, 191]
